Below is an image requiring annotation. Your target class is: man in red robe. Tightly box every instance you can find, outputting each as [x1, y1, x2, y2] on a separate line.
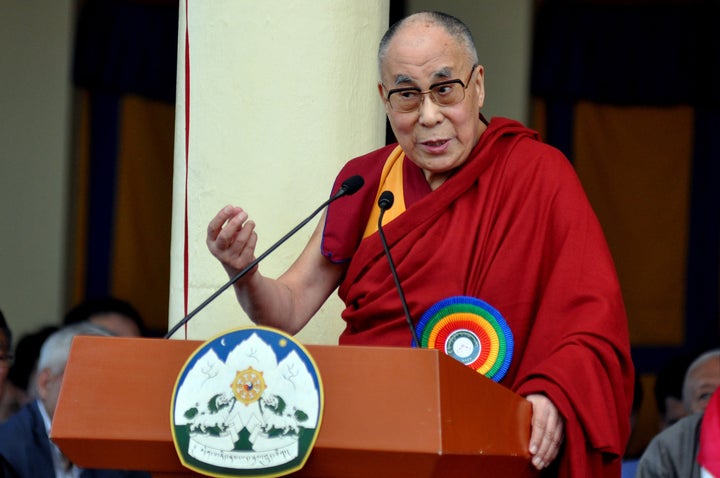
[207, 11, 633, 476]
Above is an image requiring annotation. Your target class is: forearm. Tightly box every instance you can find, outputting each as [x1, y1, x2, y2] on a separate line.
[230, 269, 307, 335]
[209, 208, 341, 335]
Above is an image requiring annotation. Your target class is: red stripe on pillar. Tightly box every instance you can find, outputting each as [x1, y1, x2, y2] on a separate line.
[183, 0, 191, 336]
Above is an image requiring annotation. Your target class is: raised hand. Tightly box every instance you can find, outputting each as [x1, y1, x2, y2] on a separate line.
[206, 205, 259, 280]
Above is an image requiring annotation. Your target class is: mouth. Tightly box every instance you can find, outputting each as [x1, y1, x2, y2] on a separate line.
[421, 139, 449, 147]
[420, 138, 451, 154]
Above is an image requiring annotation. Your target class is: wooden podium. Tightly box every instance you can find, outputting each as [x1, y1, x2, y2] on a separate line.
[52, 336, 538, 477]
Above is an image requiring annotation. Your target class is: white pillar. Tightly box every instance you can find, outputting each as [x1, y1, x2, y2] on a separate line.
[169, 1, 389, 342]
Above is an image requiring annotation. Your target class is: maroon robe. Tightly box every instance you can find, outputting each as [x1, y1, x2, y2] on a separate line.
[321, 117, 633, 477]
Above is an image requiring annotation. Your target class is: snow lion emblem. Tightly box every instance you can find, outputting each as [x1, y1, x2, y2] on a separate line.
[171, 327, 323, 477]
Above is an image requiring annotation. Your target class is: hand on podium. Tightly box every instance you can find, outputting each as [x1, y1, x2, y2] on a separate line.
[526, 394, 564, 470]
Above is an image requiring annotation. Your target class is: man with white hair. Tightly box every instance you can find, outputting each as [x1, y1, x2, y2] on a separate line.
[683, 350, 720, 415]
[0, 322, 150, 478]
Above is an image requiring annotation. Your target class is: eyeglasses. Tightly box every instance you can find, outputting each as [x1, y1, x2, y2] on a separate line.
[384, 65, 477, 113]
[0, 353, 13, 368]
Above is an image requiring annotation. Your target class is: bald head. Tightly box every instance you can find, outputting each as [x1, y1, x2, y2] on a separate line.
[377, 11, 478, 76]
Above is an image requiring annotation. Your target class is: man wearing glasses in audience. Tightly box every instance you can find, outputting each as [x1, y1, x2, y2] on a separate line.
[0, 322, 151, 477]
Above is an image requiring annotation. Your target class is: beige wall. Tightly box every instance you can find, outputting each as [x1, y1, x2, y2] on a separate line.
[0, 0, 75, 342]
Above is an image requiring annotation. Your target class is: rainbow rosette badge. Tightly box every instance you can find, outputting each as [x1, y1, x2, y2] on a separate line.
[414, 296, 514, 382]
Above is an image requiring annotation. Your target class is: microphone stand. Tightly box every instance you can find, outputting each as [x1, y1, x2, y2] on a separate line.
[377, 191, 422, 348]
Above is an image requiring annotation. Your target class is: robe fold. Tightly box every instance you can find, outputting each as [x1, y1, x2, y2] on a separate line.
[321, 117, 633, 477]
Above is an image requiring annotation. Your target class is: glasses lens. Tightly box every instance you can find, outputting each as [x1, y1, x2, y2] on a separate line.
[389, 90, 421, 112]
[430, 82, 464, 106]
[388, 79, 466, 112]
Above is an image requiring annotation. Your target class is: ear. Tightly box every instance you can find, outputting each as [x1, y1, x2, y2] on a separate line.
[35, 368, 52, 401]
[377, 82, 390, 112]
[474, 65, 486, 110]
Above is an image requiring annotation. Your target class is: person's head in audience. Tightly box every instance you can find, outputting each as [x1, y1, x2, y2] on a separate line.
[6, 325, 58, 405]
[682, 348, 720, 415]
[63, 297, 146, 337]
[654, 351, 696, 430]
[36, 322, 111, 419]
[0, 309, 12, 401]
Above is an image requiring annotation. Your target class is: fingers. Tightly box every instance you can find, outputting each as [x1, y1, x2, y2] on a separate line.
[526, 393, 564, 470]
[206, 205, 258, 274]
[534, 414, 563, 469]
[219, 211, 252, 251]
[207, 205, 243, 243]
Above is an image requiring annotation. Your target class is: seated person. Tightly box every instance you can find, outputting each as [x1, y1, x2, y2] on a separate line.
[683, 349, 720, 415]
[635, 349, 720, 478]
[0, 325, 58, 421]
[0, 322, 151, 477]
[0, 325, 57, 422]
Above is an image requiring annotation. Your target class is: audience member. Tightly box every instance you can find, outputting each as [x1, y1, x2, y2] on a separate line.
[0, 322, 151, 477]
[683, 349, 720, 414]
[63, 297, 146, 337]
[0, 325, 57, 422]
[636, 348, 720, 478]
[1, 297, 146, 423]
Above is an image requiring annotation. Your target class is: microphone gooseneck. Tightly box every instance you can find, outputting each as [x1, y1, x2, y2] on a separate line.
[376, 191, 422, 348]
[164, 175, 365, 339]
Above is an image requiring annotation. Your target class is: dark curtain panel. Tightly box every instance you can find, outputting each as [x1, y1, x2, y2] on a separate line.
[532, 2, 720, 374]
[70, 0, 179, 334]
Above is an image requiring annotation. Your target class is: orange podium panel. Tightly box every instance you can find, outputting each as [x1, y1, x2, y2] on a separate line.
[52, 336, 538, 477]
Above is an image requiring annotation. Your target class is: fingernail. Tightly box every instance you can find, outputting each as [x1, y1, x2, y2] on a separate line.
[529, 444, 537, 454]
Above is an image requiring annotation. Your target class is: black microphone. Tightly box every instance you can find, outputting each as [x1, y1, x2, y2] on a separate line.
[376, 191, 422, 348]
[165, 175, 365, 339]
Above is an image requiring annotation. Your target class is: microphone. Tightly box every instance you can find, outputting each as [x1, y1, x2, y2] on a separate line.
[165, 175, 365, 339]
[376, 191, 422, 348]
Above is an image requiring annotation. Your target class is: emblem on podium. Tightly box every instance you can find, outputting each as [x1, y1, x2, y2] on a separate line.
[171, 327, 324, 477]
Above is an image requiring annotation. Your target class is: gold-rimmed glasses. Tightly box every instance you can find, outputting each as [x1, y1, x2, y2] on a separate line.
[384, 65, 477, 113]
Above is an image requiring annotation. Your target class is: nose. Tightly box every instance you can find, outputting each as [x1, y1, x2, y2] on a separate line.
[417, 93, 443, 126]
